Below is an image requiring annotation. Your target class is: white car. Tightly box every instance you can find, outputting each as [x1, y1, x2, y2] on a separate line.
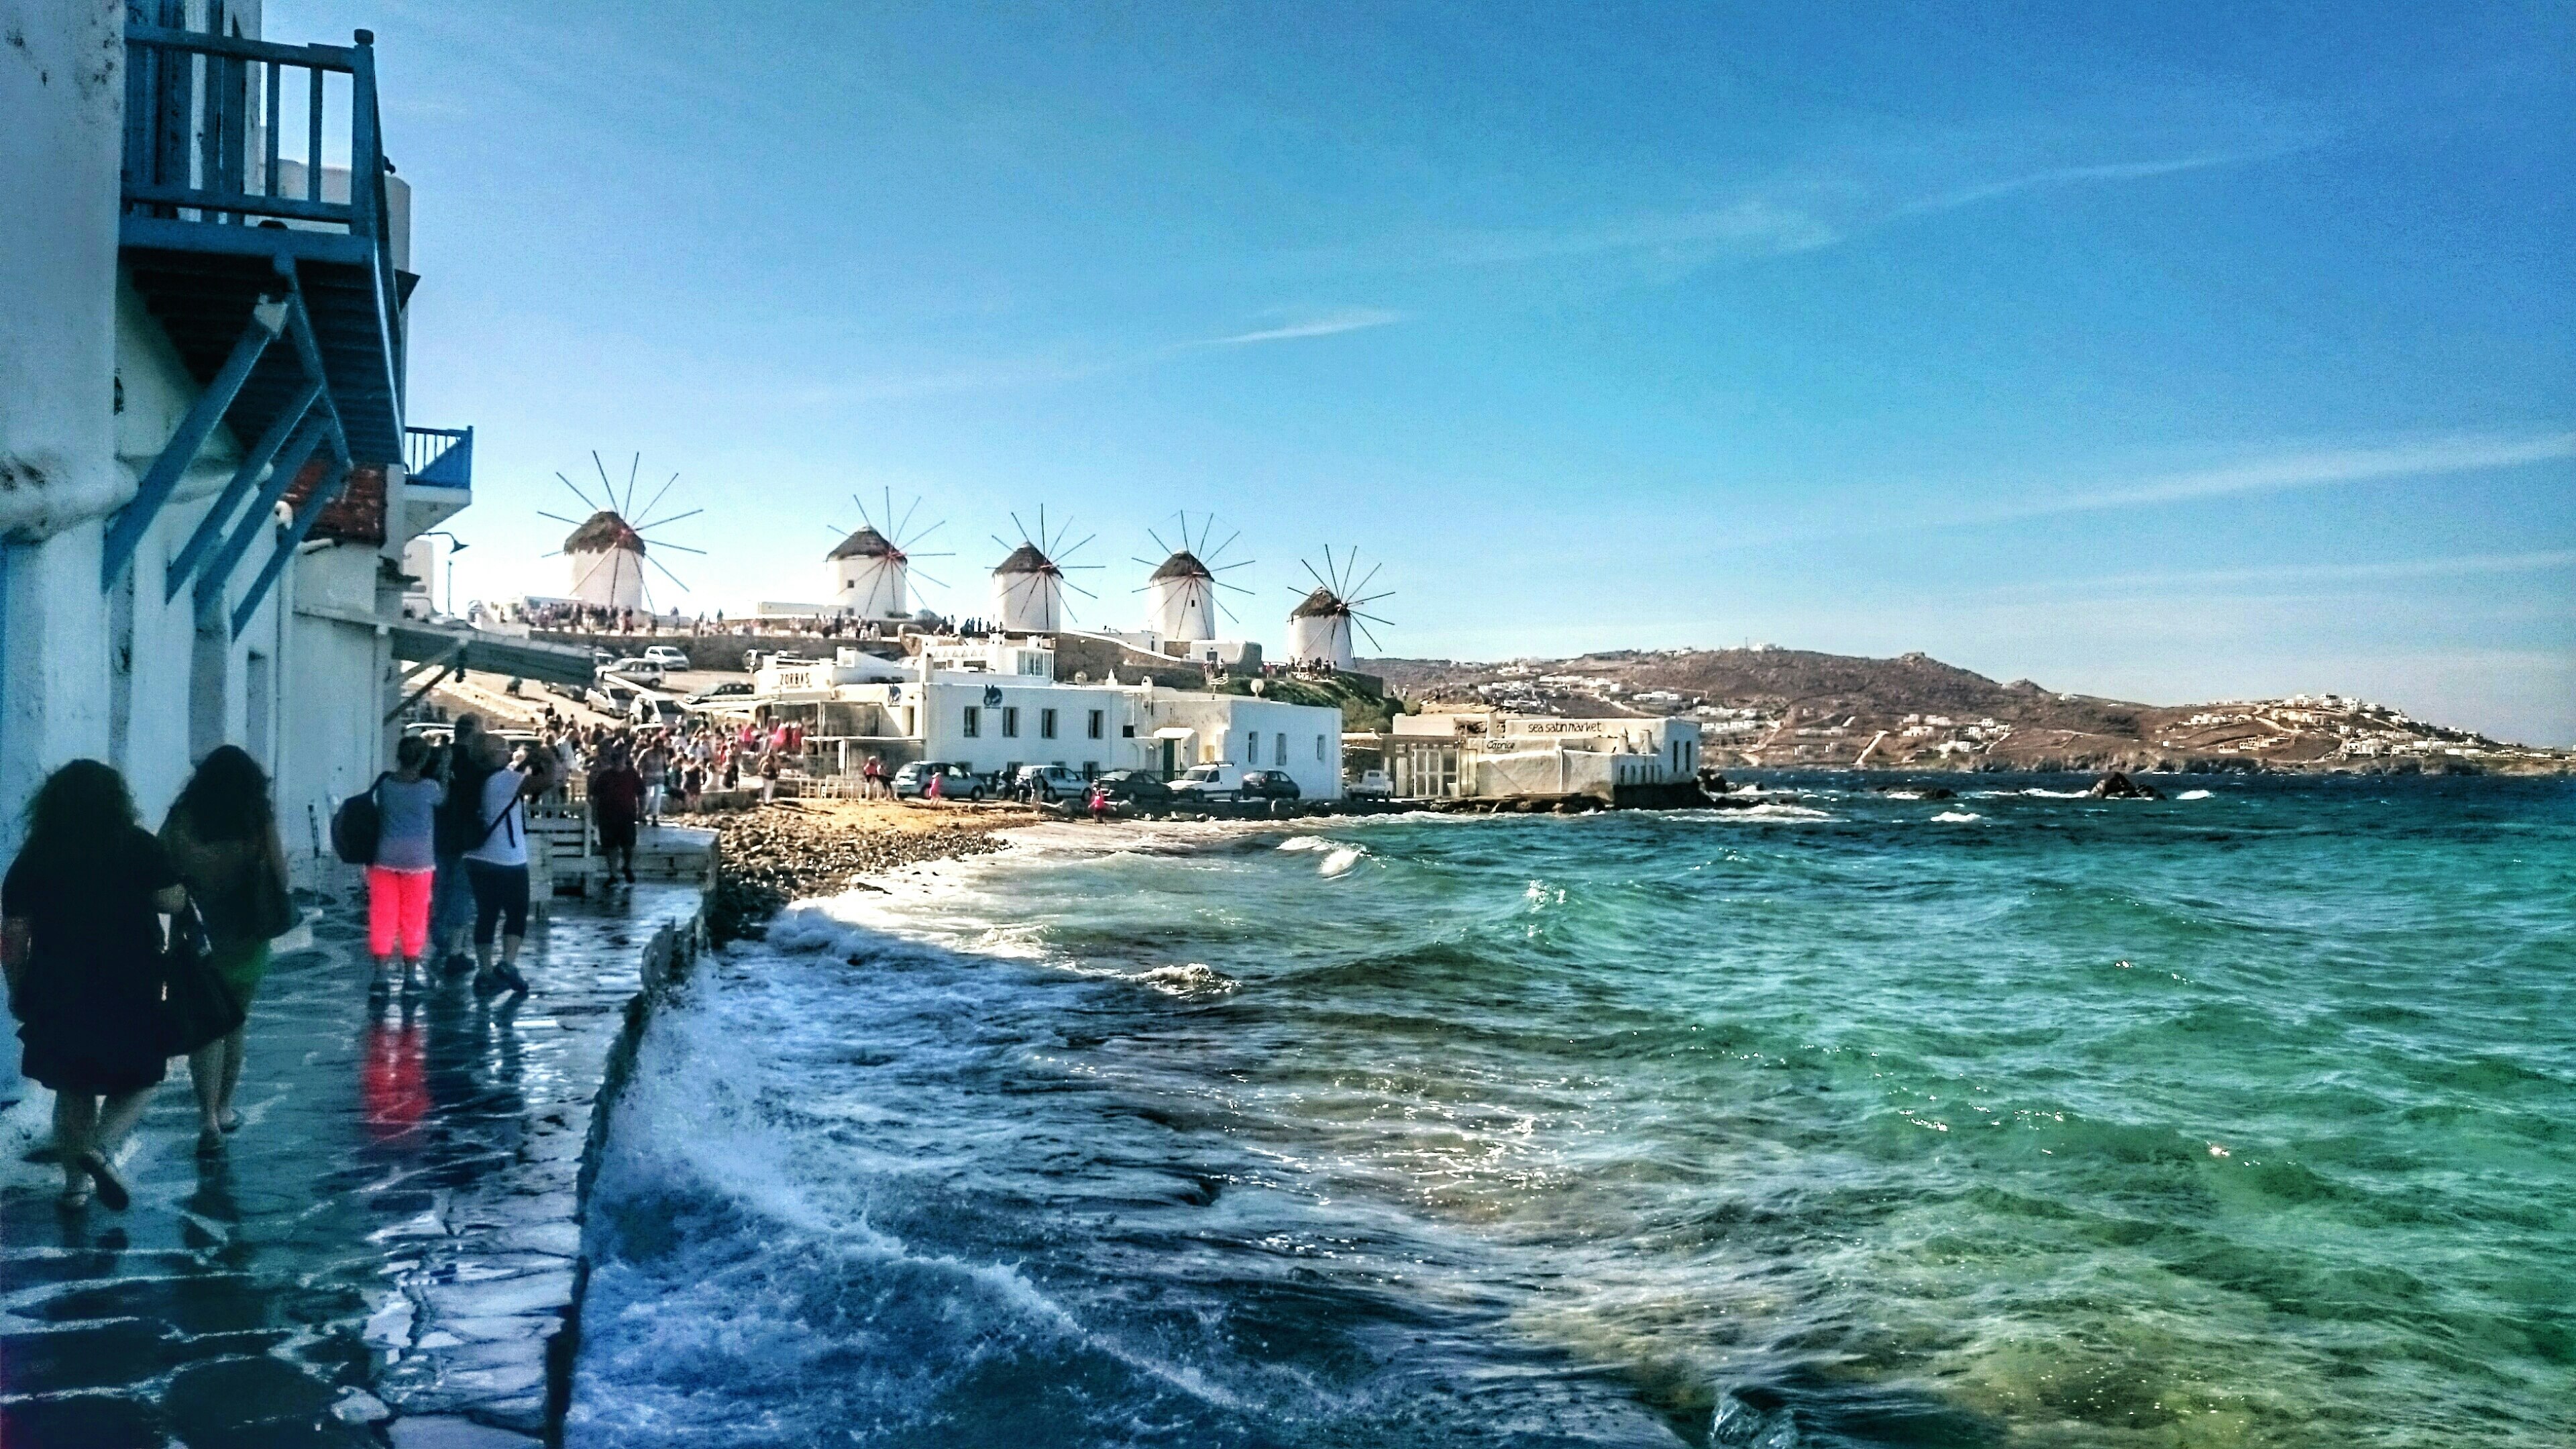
[1346, 769, 1393, 800]
[1169, 763, 1240, 804]
[641, 645, 690, 669]
[598, 656, 664, 679]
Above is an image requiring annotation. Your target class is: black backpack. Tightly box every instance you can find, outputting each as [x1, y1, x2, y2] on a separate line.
[331, 773, 389, 865]
[435, 756, 493, 856]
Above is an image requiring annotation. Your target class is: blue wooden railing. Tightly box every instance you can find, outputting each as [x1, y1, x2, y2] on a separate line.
[119, 23, 402, 380]
[405, 425, 474, 489]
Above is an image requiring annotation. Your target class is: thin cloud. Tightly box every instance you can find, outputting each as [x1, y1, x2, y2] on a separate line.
[1976, 548, 2576, 598]
[1191, 308, 1408, 347]
[2017, 432, 2576, 521]
[1906, 148, 2297, 214]
[1416, 201, 1841, 269]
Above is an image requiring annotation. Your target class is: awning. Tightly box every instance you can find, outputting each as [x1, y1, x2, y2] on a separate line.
[296, 604, 596, 689]
[1152, 726, 1196, 741]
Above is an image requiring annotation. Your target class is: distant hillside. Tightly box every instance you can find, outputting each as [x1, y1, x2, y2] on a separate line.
[1362, 648, 2569, 775]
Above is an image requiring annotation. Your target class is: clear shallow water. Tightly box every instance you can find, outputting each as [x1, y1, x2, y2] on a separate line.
[569, 776, 2575, 1448]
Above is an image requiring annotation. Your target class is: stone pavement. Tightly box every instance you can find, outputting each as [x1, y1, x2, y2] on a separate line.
[0, 871, 703, 1448]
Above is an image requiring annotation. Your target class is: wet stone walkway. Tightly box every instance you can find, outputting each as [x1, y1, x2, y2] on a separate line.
[0, 873, 703, 1448]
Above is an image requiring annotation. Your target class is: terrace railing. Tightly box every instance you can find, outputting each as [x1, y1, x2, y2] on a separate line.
[405, 425, 473, 488]
[119, 23, 402, 354]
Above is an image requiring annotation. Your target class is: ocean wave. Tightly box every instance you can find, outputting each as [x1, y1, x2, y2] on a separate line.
[1130, 961, 1242, 996]
[1931, 810, 1982, 823]
[2178, 789, 2214, 800]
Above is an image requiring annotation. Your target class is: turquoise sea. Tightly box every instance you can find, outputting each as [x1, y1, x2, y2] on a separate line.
[570, 775, 2574, 1447]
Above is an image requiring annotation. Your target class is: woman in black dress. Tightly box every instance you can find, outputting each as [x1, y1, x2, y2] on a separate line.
[0, 761, 187, 1209]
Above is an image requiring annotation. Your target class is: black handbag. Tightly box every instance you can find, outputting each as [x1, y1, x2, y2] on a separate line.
[156, 901, 247, 1057]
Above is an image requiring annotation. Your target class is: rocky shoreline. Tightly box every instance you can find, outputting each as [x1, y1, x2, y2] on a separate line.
[706, 800, 1022, 941]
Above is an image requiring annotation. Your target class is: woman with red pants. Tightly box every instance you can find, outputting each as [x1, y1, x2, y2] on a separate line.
[366, 735, 447, 994]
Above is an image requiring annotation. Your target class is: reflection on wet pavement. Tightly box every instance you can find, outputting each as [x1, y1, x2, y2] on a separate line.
[0, 873, 702, 1448]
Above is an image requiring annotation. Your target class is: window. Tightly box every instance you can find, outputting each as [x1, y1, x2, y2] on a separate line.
[962, 706, 980, 738]
[1003, 706, 1020, 738]
[1316, 734, 1326, 761]
[1087, 709, 1104, 740]
[1083, 761, 1099, 777]
[1275, 733, 1286, 767]
[1040, 708, 1057, 740]
[1122, 724, 1135, 738]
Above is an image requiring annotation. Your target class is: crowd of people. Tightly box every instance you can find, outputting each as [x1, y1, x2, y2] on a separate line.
[519, 710, 812, 814]
[0, 699, 939, 1208]
[0, 719, 572, 1208]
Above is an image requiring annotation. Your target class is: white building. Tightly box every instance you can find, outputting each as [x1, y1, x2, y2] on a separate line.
[992, 543, 1065, 633]
[747, 638, 1342, 799]
[1385, 711, 1703, 802]
[563, 511, 648, 609]
[1144, 549, 1219, 640]
[1287, 587, 1356, 672]
[827, 523, 908, 619]
[1, 7, 602, 1085]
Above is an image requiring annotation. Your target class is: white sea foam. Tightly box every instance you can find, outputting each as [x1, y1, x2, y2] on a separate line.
[1319, 846, 1366, 877]
[1697, 802, 1835, 822]
[1932, 810, 1982, 823]
[2178, 789, 2214, 800]
[1276, 835, 1330, 852]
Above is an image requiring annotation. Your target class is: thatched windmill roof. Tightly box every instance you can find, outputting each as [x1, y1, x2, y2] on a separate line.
[994, 542, 1057, 575]
[1149, 549, 1214, 582]
[1291, 585, 1348, 619]
[827, 525, 899, 561]
[563, 510, 644, 555]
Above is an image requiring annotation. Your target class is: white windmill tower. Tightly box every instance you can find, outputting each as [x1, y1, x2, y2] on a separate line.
[824, 488, 950, 620]
[1287, 546, 1393, 672]
[988, 508, 1099, 634]
[1136, 511, 1253, 641]
[539, 451, 702, 612]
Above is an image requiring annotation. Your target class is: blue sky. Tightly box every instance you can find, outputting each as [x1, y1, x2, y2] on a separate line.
[283, 2, 2574, 741]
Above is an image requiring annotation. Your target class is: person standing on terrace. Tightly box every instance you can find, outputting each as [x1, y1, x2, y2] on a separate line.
[2, 761, 188, 1208]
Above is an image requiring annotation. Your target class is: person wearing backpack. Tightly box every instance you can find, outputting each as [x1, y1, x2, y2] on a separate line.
[367, 735, 446, 996]
[463, 733, 557, 998]
[429, 716, 488, 976]
[163, 746, 294, 1154]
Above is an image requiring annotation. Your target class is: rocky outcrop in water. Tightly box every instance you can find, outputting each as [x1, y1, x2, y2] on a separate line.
[710, 806, 1007, 942]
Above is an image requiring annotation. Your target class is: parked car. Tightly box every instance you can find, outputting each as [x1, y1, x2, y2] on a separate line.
[641, 645, 690, 669]
[1011, 764, 1087, 802]
[892, 761, 987, 801]
[685, 681, 754, 705]
[1238, 769, 1302, 802]
[1089, 770, 1174, 807]
[1168, 763, 1239, 804]
[599, 656, 665, 680]
[1346, 769, 1393, 800]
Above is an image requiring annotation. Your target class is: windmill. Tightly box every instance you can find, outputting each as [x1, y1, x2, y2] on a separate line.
[1287, 546, 1393, 672]
[988, 506, 1100, 633]
[537, 451, 703, 613]
[822, 488, 951, 620]
[1134, 511, 1253, 642]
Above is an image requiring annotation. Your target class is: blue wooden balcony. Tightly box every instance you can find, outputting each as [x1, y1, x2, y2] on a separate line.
[404, 425, 474, 535]
[117, 21, 409, 470]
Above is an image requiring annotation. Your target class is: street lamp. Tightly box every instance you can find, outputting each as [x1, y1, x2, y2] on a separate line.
[421, 530, 468, 616]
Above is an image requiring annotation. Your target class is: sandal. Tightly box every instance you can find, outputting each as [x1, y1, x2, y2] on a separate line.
[58, 1183, 91, 1209]
[217, 1111, 244, 1134]
[75, 1151, 129, 1211]
[197, 1128, 225, 1157]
